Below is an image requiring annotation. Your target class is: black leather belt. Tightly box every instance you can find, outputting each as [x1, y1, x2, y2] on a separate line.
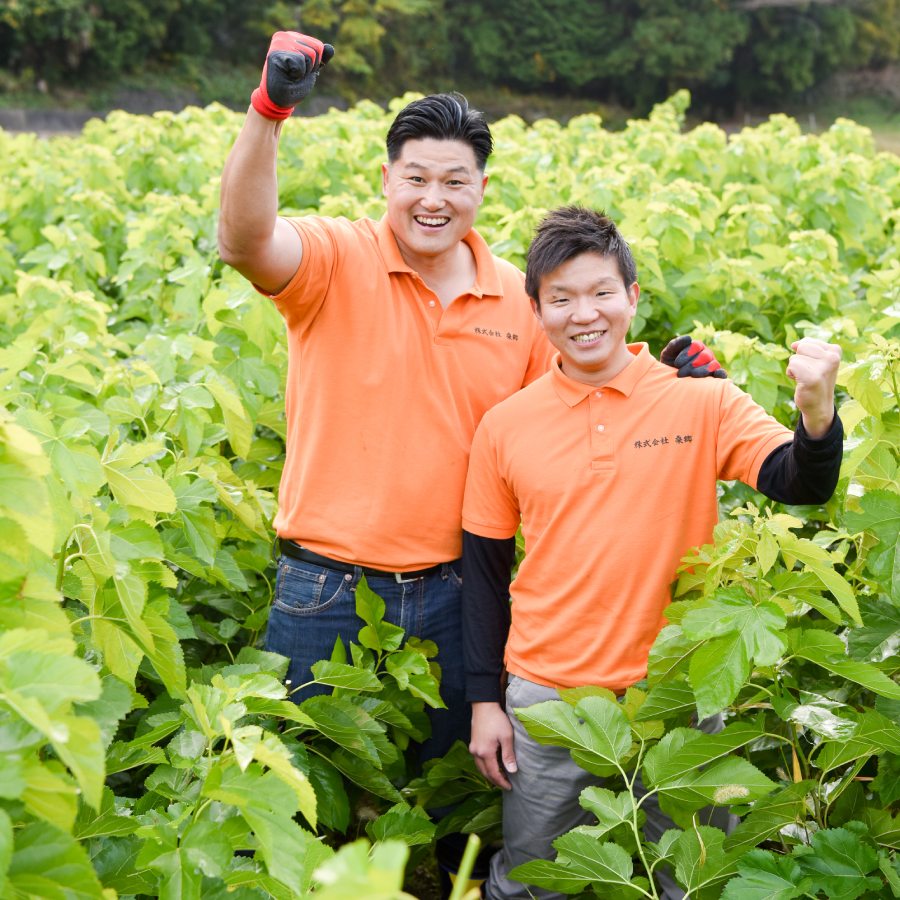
[278, 540, 446, 583]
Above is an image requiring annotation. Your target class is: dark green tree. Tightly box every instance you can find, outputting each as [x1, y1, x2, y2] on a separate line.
[734, 3, 858, 103]
[450, 0, 748, 110]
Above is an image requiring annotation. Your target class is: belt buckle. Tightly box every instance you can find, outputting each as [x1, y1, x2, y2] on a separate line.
[393, 571, 420, 583]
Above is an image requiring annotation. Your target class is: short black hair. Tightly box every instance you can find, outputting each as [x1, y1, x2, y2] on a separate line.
[525, 206, 638, 304]
[385, 93, 493, 171]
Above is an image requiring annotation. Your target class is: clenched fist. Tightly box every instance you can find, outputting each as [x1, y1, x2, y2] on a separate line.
[251, 31, 334, 120]
[786, 337, 841, 439]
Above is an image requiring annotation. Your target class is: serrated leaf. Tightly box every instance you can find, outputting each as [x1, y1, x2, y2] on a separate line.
[849, 596, 900, 663]
[312, 838, 407, 898]
[644, 721, 764, 787]
[328, 748, 403, 802]
[724, 782, 815, 855]
[301, 695, 392, 766]
[779, 533, 861, 624]
[252, 732, 318, 830]
[21, 758, 79, 831]
[103, 458, 177, 513]
[206, 374, 253, 458]
[7, 819, 105, 898]
[722, 849, 807, 899]
[366, 802, 436, 846]
[514, 696, 632, 777]
[142, 602, 187, 698]
[578, 787, 635, 838]
[302, 752, 351, 833]
[74, 786, 139, 839]
[688, 632, 750, 718]
[355, 579, 404, 653]
[672, 824, 739, 893]
[635, 680, 696, 722]
[682, 589, 787, 665]
[311, 660, 383, 692]
[794, 633, 900, 701]
[815, 710, 900, 774]
[91, 618, 144, 687]
[797, 824, 882, 900]
[845, 488, 900, 543]
[108, 520, 164, 561]
[513, 835, 640, 894]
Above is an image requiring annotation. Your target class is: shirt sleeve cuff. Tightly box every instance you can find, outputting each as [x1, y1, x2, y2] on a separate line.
[466, 673, 504, 703]
[795, 408, 843, 457]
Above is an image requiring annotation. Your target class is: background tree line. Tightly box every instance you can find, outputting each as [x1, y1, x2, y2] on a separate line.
[1, 0, 898, 115]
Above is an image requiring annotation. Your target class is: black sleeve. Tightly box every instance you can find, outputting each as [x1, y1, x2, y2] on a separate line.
[462, 531, 516, 703]
[756, 410, 843, 504]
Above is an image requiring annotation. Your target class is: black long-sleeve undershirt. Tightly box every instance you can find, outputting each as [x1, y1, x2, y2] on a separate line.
[462, 412, 843, 703]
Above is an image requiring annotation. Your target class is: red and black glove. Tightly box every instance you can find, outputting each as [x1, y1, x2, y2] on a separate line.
[660, 335, 726, 378]
[251, 31, 334, 120]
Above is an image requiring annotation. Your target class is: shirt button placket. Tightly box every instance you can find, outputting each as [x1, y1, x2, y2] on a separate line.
[590, 389, 612, 468]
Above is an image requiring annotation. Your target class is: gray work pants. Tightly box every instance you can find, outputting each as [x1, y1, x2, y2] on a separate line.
[486, 675, 732, 900]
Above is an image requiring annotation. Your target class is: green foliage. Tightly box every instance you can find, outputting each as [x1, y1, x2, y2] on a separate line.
[735, 4, 858, 103]
[0, 0, 295, 86]
[1, 93, 898, 895]
[448, 1, 896, 111]
[451, 0, 749, 109]
[301, 0, 444, 94]
[2, 1, 898, 110]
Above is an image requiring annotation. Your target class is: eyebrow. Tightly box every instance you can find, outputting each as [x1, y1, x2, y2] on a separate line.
[401, 162, 472, 175]
[546, 277, 619, 293]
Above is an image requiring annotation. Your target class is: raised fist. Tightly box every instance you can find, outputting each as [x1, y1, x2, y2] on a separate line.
[251, 31, 334, 120]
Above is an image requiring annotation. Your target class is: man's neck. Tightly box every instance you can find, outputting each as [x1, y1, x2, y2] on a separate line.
[402, 240, 478, 309]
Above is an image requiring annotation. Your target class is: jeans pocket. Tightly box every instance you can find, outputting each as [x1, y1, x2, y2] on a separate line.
[444, 561, 463, 588]
[273, 557, 351, 616]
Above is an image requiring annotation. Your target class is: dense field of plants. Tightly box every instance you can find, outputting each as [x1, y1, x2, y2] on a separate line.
[0, 92, 898, 898]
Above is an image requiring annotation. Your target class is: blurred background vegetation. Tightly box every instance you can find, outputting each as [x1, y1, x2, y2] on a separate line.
[1, 0, 898, 138]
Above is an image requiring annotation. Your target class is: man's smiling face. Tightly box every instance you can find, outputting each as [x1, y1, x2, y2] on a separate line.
[382, 137, 487, 268]
[533, 251, 639, 386]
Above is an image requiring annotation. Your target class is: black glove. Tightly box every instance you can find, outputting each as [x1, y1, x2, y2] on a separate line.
[251, 31, 334, 120]
[660, 335, 727, 378]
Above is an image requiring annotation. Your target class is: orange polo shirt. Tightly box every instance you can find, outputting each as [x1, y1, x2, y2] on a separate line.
[462, 343, 793, 691]
[267, 215, 553, 570]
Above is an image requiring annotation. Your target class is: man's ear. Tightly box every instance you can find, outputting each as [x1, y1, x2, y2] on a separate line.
[531, 297, 542, 322]
[381, 162, 389, 197]
[627, 281, 640, 317]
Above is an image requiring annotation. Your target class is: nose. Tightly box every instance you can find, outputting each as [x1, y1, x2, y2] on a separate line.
[570, 296, 600, 324]
[421, 183, 446, 210]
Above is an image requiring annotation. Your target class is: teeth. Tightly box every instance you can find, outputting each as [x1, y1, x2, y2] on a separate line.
[416, 216, 449, 226]
[573, 332, 604, 343]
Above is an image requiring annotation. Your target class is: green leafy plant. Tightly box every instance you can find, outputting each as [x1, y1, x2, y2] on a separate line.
[0, 93, 897, 896]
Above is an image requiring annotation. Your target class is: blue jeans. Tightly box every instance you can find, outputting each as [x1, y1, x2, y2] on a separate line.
[264, 552, 468, 763]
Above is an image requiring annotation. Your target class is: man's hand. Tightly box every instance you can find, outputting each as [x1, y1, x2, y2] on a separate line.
[251, 31, 335, 120]
[470, 702, 517, 790]
[661, 335, 727, 378]
[787, 338, 841, 439]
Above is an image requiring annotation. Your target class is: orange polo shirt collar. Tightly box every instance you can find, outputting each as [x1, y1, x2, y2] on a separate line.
[374, 215, 504, 300]
[550, 342, 654, 407]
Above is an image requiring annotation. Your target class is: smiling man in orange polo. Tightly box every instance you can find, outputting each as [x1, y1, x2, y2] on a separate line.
[461, 206, 843, 900]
